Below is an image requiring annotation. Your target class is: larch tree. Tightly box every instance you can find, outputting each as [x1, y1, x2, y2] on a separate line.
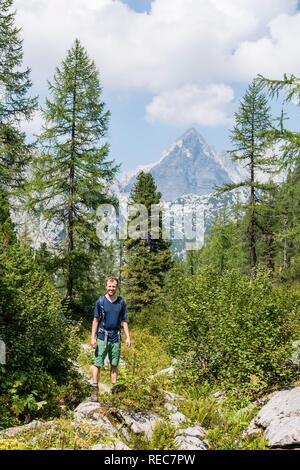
[26, 39, 119, 310]
[215, 80, 278, 272]
[0, 0, 37, 193]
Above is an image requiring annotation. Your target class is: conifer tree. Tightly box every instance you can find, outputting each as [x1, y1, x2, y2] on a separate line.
[0, 0, 37, 192]
[122, 171, 173, 315]
[255, 73, 300, 277]
[216, 80, 277, 272]
[256, 73, 300, 170]
[26, 39, 119, 309]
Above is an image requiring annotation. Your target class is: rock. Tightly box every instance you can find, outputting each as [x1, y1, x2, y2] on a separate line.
[213, 391, 224, 400]
[164, 403, 178, 413]
[264, 417, 300, 447]
[244, 419, 261, 437]
[250, 386, 300, 447]
[117, 410, 162, 439]
[119, 427, 131, 441]
[164, 391, 185, 403]
[0, 420, 54, 437]
[74, 402, 102, 419]
[91, 441, 130, 450]
[175, 426, 208, 450]
[115, 441, 130, 450]
[169, 412, 187, 427]
[84, 416, 118, 437]
[177, 425, 206, 439]
[154, 366, 175, 377]
[255, 387, 300, 429]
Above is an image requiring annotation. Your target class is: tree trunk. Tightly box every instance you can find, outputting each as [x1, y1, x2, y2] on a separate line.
[66, 50, 78, 303]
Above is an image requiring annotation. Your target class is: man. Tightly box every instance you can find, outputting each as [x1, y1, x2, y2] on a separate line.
[90, 276, 131, 402]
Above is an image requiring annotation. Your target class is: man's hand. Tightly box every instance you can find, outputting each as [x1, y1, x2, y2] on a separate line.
[125, 337, 131, 348]
[91, 337, 97, 349]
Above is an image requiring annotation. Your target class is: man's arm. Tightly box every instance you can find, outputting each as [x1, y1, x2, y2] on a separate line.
[122, 321, 131, 348]
[91, 317, 99, 349]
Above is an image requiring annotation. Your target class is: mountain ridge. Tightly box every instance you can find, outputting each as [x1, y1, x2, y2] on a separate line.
[119, 128, 246, 201]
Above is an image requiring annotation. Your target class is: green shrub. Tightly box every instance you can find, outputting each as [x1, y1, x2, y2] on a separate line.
[165, 265, 300, 394]
[0, 244, 84, 426]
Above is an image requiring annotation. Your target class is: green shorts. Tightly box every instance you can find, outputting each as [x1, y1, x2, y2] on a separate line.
[94, 338, 121, 368]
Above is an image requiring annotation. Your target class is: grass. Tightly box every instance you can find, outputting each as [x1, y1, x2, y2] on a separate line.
[172, 382, 268, 450]
[0, 418, 117, 450]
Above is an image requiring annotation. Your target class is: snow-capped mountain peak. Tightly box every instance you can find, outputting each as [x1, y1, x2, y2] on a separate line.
[120, 128, 236, 201]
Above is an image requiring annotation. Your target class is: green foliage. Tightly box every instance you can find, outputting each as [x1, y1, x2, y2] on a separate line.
[0, 238, 86, 427]
[21, 38, 119, 312]
[165, 265, 300, 394]
[197, 208, 249, 274]
[0, 418, 116, 450]
[96, 329, 171, 412]
[256, 73, 300, 169]
[0, 0, 37, 192]
[215, 80, 278, 271]
[122, 171, 173, 316]
[130, 421, 177, 450]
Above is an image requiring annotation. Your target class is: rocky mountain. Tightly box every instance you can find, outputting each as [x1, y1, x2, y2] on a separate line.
[120, 128, 247, 201]
[9, 128, 276, 256]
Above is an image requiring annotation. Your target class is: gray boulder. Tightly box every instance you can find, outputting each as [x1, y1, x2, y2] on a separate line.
[74, 402, 102, 419]
[0, 420, 54, 437]
[175, 425, 208, 450]
[250, 386, 300, 447]
[169, 411, 187, 427]
[117, 410, 162, 439]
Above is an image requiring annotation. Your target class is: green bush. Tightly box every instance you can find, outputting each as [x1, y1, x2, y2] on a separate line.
[165, 265, 300, 394]
[0, 244, 84, 426]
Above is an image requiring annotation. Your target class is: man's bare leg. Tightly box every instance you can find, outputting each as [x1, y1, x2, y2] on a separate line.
[110, 365, 118, 385]
[92, 365, 100, 384]
[91, 365, 101, 402]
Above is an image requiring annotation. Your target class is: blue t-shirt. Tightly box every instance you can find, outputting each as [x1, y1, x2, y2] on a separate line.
[93, 295, 127, 343]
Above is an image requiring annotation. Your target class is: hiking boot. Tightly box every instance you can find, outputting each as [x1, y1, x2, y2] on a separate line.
[90, 384, 99, 402]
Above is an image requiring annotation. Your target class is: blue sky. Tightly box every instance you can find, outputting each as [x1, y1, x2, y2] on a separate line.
[15, 0, 300, 175]
[120, 0, 152, 14]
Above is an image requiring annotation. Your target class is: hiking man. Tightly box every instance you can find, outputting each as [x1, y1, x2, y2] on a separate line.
[90, 276, 131, 402]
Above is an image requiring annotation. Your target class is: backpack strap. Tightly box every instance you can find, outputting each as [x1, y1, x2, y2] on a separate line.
[97, 295, 106, 329]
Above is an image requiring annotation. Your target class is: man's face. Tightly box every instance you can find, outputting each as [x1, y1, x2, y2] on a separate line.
[106, 281, 118, 296]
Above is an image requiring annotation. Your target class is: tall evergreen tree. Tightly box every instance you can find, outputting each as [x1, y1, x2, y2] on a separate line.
[216, 80, 277, 272]
[121, 171, 173, 315]
[0, 0, 37, 192]
[26, 39, 119, 309]
[256, 73, 300, 170]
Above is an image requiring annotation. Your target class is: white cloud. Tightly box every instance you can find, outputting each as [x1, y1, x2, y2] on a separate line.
[230, 12, 300, 81]
[14, 0, 298, 89]
[146, 84, 234, 127]
[13, 0, 300, 128]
